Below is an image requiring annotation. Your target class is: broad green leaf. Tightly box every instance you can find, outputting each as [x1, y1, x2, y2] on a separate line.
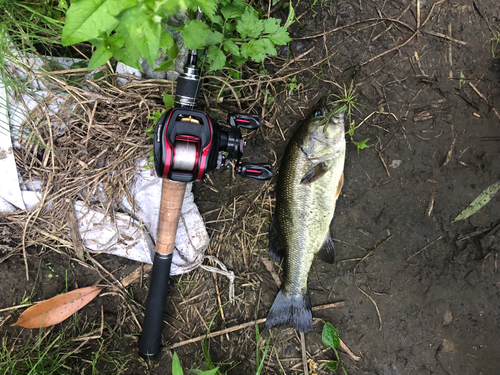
[221, 4, 244, 19]
[182, 20, 211, 50]
[236, 7, 263, 38]
[112, 24, 142, 70]
[166, 42, 179, 60]
[206, 30, 224, 46]
[163, 93, 174, 107]
[105, 0, 136, 16]
[328, 360, 339, 371]
[268, 28, 292, 45]
[453, 181, 500, 222]
[88, 44, 113, 69]
[160, 32, 174, 50]
[241, 39, 275, 62]
[223, 39, 240, 56]
[154, 60, 174, 72]
[108, 33, 125, 49]
[62, 0, 132, 45]
[172, 352, 183, 375]
[322, 322, 340, 349]
[263, 18, 280, 34]
[207, 46, 226, 71]
[210, 15, 223, 25]
[193, 0, 217, 19]
[259, 38, 277, 55]
[284, 1, 295, 28]
[119, 6, 162, 67]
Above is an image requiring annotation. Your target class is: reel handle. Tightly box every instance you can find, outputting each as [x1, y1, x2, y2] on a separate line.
[236, 163, 273, 180]
[139, 179, 186, 359]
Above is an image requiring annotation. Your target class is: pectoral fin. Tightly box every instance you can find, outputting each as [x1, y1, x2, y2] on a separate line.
[300, 162, 330, 184]
[317, 234, 335, 264]
[269, 217, 286, 262]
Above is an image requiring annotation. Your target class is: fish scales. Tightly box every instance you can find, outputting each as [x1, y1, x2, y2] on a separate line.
[266, 99, 345, 332]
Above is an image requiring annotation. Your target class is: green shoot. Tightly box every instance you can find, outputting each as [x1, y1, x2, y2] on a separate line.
[491, 31, 500, 58]
[255, 326, 272, 375]
[328, 83, 361, 124]
[353, 138, 370, 154]
[322, 322, 348, 374]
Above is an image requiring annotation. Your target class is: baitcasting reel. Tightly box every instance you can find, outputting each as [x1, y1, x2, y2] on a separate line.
[153, 52, 272, 183]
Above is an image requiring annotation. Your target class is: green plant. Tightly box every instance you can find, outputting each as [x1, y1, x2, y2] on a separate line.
[61, 0, 294, 72]
[491, 31, 500, 58]
[326, 84, 369, 154]
[255, 324, 272, 375]
[346, 121, 369, 154]
[322, 322, 347, 374]
[172, 352, 219, 375]
[329, 83, 361, 124]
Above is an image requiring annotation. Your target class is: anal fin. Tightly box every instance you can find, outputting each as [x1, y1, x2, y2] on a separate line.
[269, 217, 285, 262]
[317, 234, 335, 264]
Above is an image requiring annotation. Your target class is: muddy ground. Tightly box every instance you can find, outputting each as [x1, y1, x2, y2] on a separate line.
[1, 0, 500, 374]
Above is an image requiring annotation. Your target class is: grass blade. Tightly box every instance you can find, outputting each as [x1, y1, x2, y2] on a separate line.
[453, 181, 500, 222]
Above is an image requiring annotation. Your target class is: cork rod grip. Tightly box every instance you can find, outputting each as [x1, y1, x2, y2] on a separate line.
[156, 179, 187, 255]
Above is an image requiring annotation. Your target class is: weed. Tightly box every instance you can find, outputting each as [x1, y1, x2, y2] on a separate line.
[328, 83, 361, 124]
[325, 83, 370, 154]
[491, 31, 500, 58]
[287, 75, 300, 96]
[172, 352, 218, 375]
[61, 0, 294, 72]
[255, 324, 272, 375]
[322, 322, 348, 374]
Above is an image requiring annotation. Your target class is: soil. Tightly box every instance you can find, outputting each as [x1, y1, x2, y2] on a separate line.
[2, 1, 500, 374]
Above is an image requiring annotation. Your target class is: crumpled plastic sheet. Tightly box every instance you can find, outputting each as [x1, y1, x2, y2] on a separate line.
[74, 163, 209, 275]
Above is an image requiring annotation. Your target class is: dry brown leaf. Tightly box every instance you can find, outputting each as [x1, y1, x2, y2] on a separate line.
[12, 286, 103, 329]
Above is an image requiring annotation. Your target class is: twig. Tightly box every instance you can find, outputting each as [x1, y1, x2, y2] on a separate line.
[469, 82, 488, 103]
[166, 302, 345, 350]
[424, 30, 467, 46]
[357, 286, 382, 331]
[407, 236, 443, 260]
[120, 264, 153, 288]
[441, 136, 457, 167]
[339, 338, 361, 361]
[300, 332, 309, 375]
[378, 152, 390, 177]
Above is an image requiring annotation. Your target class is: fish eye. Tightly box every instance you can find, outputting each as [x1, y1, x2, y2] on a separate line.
[314, 110, 323, 117]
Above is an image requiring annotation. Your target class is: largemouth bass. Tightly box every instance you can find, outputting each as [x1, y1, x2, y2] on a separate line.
[266, 98, 345, 332]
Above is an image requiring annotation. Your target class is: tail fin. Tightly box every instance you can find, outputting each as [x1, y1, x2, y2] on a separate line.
[265, 290, 312, 332]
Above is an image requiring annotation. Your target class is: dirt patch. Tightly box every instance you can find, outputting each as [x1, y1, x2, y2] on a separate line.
[2, 0, 500, 374]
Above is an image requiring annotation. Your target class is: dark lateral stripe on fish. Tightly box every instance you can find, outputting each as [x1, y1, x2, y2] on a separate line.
[265, 291, 312, 332]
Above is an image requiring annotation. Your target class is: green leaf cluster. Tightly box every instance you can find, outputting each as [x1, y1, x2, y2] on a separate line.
[62, 0, 294, 72]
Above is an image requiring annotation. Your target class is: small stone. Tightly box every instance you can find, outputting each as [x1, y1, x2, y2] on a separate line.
[443, 310, 453, 326]
[442, 339, 454, 352]
[389, 160, 402, 168]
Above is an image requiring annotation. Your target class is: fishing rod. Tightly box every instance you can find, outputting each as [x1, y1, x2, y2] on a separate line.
[139, 12, 273, 360]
